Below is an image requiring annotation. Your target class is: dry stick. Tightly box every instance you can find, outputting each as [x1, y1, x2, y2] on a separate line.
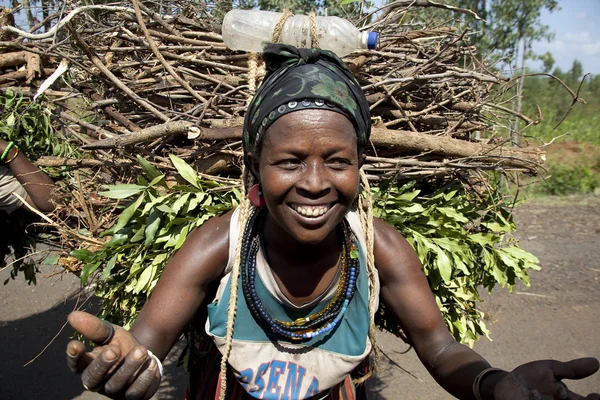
[362, 70, 500, 90]
[36, 157, 132, 168]
[80, 87, 141, 132]
[161, 51, 249, 72]
[146, 29, 226, 47]
[552, 73, 590, 130]
[131, 0, 208, 105]
[135, 2, 183, 37]
[59, 111, 115, 139]
[2, 5, 135, 39]
[11, 192, 104, 246]
[66, 25, 169, 122]
[81, 123, 545, 169]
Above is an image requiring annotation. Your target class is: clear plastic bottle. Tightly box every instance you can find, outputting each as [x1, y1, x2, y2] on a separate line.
[222, 9, 378, 57]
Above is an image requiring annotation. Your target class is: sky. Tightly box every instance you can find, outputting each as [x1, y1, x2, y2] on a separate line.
[530, 0, 600, 74]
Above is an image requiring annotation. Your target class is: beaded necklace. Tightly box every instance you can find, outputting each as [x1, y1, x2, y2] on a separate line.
[240, 208, 360, 341]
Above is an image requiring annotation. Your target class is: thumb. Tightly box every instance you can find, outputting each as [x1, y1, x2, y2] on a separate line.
[551, 358, 600, 381]
[68, 311, 114, 344]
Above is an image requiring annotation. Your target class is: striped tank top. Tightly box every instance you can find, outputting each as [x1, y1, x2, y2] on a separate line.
[204, 208, 380, 399]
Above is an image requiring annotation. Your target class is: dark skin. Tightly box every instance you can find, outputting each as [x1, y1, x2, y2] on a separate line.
[0, 138, 55, 212]
[67, 110, 599, 400]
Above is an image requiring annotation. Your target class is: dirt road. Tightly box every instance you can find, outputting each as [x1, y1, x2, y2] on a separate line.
[1, 196, 598, 399]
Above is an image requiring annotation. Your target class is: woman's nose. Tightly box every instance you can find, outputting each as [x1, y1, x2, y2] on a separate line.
[297, 162, 330, 196]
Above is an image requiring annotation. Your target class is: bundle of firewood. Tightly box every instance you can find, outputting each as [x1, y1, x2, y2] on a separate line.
[0, 0, 546, 242]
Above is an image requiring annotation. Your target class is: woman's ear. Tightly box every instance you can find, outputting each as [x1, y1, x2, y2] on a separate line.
[247, 152, 260, 181]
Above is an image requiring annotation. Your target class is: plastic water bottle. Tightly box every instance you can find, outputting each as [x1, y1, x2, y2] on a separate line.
[222, 9, 378, 57]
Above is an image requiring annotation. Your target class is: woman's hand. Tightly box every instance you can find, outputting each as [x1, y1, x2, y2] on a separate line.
[494, 358, 600, 400]
[66, 311, 161, 400]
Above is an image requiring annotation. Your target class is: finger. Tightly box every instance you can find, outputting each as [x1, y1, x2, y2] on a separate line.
[141, 366, 162, 400]
[66, 340, 94, 373]
[552, 358, 600, 381]
[124, 358, 160, 400]
[81, 346, 121, 391]
[530, 390, 543, 400]
[104, 346, 149, 397]
[585, 394, 600, 400]
[68, 311, 115, 345]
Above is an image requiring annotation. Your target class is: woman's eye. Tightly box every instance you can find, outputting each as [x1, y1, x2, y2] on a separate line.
[327, 159, 351, 169]
[277, 159, 301, 169]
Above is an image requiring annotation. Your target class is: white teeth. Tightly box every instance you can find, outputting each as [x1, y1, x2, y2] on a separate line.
[292, 204, 329, 218]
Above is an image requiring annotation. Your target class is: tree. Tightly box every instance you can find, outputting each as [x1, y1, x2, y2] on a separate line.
[568, 59, 584, 84]
[538, 51, 555, 73]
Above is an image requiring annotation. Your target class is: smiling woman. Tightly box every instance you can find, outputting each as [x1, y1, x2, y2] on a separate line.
[65, 44, 600, 400]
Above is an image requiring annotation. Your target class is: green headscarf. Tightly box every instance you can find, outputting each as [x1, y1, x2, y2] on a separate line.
[243, 44, 371, 169]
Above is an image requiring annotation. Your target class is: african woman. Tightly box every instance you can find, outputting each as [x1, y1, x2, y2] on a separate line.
[66, 45, 600, 400]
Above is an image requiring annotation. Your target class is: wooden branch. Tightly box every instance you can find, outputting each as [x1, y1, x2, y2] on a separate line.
[80, 86, 141, 132]
[81, 121, 239, 149]
[81, 123, 545, 169]
[131, 0, 208, 104]
[37, 156, 133, 168]
[0, 67, 53, 84]
[67, 25, 170, 122]
[1, 5, 135, 39]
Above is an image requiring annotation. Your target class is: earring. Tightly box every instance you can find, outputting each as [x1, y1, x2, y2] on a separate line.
[249, 184, 266, 207]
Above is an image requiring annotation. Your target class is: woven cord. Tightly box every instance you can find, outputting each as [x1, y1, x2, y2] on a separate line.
[272, 8, 293, 43]
[309, 11, 320, 48]
[218, 167, 255, 400]
[353, 169, 379, 385]
[247, 52, 259, 101]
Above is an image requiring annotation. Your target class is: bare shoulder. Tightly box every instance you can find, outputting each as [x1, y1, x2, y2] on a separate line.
[162, 209, 234, 286]
[372, 217, 423, 285]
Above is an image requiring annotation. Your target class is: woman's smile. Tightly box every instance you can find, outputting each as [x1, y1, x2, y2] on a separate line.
[249, 109, 361, 245]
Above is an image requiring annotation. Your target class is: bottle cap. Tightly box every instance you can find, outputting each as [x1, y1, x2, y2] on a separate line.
[367, 32, 379, 50]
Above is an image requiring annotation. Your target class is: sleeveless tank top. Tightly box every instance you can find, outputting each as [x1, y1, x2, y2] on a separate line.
[205, 208, 380, 399]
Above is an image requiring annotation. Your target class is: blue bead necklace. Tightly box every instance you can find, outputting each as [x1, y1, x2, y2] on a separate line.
[240, 208, 360, 341]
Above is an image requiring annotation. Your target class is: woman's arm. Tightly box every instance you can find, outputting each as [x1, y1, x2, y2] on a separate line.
[0, 139, 55, 212]
[67, 210, 233, 398]
[129, 210, 233, 359]
[373, 218, 599, 400]
[373, 218, 494, 399]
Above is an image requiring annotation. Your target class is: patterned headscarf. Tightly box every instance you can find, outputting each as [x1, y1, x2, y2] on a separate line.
[243, 44, 371, 169]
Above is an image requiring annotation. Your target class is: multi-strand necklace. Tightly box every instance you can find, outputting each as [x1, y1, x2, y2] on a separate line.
[240, 208, 360, 341]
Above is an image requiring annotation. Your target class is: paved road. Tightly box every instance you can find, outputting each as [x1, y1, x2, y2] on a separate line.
[1, 197, 598, 399]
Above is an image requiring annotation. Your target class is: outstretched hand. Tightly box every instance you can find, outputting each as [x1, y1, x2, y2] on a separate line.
[66, 311, 161, 400]
[494, 358, 600, 400]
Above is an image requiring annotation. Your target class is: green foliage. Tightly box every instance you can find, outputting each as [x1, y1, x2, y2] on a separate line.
[72, 155, 240, 328]
[0, 90, 75, 160]
[372, 182, 540, 345]
[74, 157, 540, 344]
[538, 164, 598, 196]
[0, 209, 39, 285]
[454, 0, 558, 61]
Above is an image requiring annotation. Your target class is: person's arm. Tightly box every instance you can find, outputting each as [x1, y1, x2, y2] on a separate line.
[0, 139, 55, 212]
[373, 218, 599, 400]
[67, 210, 233, 399]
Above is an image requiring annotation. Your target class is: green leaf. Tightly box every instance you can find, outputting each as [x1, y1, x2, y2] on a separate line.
[169, 154, 199, 188]
[71, 249, 94, 263]
[436, 248, 452, 283]
[133, 265, 155, 294]
[137, 155, 162, 182]
[145, 211, 161, 245]
[81, 261, 101, 285]
[99, 184, 146, 199]
[101, 254, 118, 280]
[340, 0, 359, 4]
[43, 254, 60, 265]
[111, 195, 144, 233]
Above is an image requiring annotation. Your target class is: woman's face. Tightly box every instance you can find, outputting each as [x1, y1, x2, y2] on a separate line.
[250, 109, 361, 245]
